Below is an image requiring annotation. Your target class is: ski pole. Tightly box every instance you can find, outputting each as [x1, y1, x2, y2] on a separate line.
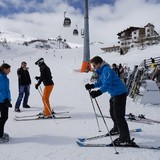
[94, 98, 119, 154]
[37, 86, 55, 121]
[88, 90, 101, 132]
[39, 85, 43, 94]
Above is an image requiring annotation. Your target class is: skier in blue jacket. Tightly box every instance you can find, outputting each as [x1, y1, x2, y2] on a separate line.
[0, 63, 12, 143]
[85, 56, 131, 145]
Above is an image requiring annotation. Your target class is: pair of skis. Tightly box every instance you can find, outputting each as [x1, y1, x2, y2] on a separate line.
[96, 113, 160, 125]
[76, 141, 160, 150]
[126, 113, 160, 124]
[14, 111, 71, 121]
[78, 128, 141, 142]
[76, 128, 160, 150]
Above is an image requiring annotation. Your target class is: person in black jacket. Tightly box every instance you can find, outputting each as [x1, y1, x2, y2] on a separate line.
[112, 63, 120, 76]
[35, 58, 54, 117]
[15, 62, 31, 112]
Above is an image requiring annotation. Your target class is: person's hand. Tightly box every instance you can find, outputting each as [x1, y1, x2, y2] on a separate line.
[35, 76, 40, 80]
[85, 83, 94, 90]
[35, 84, 39, 89]
[90, 90, 102, 98]
[4, 98, 12, 108]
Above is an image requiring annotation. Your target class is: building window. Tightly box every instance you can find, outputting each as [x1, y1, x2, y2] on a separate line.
[134, 37, 136, 39]
[121, 43, 123, 45]
[134, 31, 136, 34]
[147, 29, 150, 32]
[147, 34, 150, 37]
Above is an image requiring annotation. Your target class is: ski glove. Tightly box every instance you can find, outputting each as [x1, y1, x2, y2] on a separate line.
[4, 98, 12, 108]
[85, 83, 94, 90]
[35, 76, 40, 80]
[35, 83, 39, 89]
[90, 90, 102, 98]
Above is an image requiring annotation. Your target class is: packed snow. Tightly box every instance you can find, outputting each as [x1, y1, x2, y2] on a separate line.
[0, 40, 160, 160]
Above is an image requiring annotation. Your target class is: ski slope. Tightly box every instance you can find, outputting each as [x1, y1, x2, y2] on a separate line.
[0, 42, 160, 160]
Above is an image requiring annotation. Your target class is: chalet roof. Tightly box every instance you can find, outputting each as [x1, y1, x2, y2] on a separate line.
[154, 30, 159, 35]
[101, 45, 120, 50]
[117, 27, 140, 36]
[145, 23, 154, 28]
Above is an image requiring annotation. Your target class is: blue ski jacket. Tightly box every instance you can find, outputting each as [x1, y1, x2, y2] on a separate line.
[94, 62, 127, 97]
[0, 71, 11, 103]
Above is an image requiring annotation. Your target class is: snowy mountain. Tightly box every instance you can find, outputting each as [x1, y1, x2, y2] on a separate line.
[0, 30, 34, 43]
[0, 30, 72, 50]
[0, 33, 160, 160]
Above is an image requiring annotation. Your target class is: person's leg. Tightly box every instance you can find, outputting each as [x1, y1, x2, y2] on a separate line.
[109, 98, 118, 132]
[15, 85, 25, 109]
[42, 85, 54, 116]
[0, 104, 9, 138]
[23, 85, 30, 107]
[112, 93, 130, 141]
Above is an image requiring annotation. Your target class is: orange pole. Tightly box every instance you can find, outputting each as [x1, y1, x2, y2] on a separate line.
[81, 61, 91, 72]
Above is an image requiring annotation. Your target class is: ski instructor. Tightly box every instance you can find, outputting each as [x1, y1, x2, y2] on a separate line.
[35, 58, 54, 117]
[85, 56, 131, 145]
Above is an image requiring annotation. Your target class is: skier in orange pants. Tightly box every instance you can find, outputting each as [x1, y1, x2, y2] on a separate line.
[42, 85, 53, 116]
[35, 58, 54, 117]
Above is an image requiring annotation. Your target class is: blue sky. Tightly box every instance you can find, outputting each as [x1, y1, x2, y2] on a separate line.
[0, 0, 159, 16]
[0, 0, 116, 16]
[0, 0, 160, 44]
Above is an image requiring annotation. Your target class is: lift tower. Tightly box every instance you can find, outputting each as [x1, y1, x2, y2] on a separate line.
[81, 0, 91, 72]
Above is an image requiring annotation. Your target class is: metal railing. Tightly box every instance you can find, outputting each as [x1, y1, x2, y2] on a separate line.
[139, 56, 160, 68]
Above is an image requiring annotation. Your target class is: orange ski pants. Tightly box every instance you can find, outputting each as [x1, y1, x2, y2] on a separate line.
[42, 85, 54, 116]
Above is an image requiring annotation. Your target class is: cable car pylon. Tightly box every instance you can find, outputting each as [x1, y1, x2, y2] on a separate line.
[81, 0, 91, 72]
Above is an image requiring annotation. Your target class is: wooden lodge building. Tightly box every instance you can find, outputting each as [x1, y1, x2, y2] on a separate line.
[101, 23, 160, 54]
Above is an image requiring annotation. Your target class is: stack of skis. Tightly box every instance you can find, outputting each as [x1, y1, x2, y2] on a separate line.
[14, 111, 71, 121]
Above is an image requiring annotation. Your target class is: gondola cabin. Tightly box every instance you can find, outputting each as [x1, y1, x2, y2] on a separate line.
[81, 29, 84, 36]
[73, 29, 78, 36]
[63, 17, 71, 27]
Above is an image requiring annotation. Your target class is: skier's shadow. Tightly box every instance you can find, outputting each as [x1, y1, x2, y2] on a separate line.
[8, 135, 75, 145]
[132, 134, 160, 145]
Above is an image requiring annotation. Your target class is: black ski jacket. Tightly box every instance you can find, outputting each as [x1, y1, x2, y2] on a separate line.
[37, 63, 54, 86]
[17, 68, 31, 85]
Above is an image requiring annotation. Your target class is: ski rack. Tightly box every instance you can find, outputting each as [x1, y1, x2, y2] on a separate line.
[127, 57, 160, 104]
[127, 66, 145, 99]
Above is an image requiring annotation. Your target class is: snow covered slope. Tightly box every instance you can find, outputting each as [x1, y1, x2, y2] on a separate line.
[0, 40, 160, 160]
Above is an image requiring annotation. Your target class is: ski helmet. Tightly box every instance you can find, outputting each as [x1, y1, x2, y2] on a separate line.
[35, 58, 44, 65]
